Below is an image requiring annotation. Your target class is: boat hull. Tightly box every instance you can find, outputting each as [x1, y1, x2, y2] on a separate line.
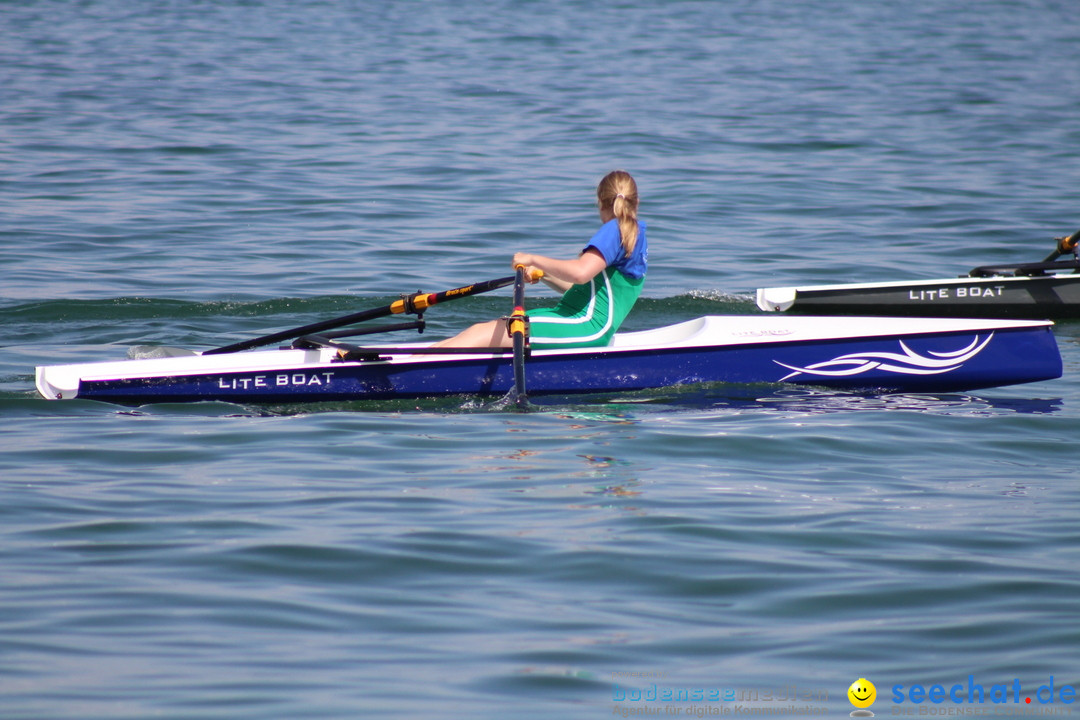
[757, 274, 1080, 319]
[36, 316, 1062, 404]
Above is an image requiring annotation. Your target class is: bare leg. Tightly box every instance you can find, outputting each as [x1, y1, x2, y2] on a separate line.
[430, 319, 512, 349]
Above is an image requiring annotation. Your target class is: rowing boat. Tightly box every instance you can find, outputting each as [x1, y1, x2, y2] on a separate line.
[757, 270, 1080, 319]
[36, 315, 1062, 404]
[757, 230, 1080, 319]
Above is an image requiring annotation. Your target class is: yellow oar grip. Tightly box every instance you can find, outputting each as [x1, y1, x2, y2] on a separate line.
[514, 264, 544, 282]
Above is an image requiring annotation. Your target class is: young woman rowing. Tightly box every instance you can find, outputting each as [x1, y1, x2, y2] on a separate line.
[435, 170, 647, 349]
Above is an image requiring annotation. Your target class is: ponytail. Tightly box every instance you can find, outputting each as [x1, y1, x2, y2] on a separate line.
[597, 170, 640, 255]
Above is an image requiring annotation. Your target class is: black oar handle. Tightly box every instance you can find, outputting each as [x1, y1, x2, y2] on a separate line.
[509, 265, 530, 407]
[205, 275, 518, 355]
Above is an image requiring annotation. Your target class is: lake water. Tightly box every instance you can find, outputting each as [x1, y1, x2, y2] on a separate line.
[2, 1, 1079, 718]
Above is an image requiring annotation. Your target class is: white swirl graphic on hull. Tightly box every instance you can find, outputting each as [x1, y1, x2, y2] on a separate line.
[775, 334, 993, 381]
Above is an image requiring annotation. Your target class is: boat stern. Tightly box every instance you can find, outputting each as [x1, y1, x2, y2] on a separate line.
[36, 364, 79, 400]
[756, 286, 796, 312]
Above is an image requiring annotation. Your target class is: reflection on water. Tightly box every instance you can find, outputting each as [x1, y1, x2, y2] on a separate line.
[606, 384, 1064, 416]
[748, 388, 1064, 416]
[105, 383, 1063, 418]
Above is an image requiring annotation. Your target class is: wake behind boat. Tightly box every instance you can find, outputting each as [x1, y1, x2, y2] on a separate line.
[36, 314, 1062, 404]
[757, 229, 1080, 319]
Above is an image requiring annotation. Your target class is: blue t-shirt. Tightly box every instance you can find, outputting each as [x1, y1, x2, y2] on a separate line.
[584, 219, 648, 280]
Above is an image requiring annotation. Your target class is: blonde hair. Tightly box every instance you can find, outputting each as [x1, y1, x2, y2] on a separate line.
[596, 170, 640, 255]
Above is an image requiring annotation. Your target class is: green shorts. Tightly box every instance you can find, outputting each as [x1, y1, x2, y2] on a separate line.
[527, 268, 644, 349]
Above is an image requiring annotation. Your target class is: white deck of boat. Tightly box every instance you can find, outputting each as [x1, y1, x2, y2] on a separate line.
[607, 315, 1048, 348]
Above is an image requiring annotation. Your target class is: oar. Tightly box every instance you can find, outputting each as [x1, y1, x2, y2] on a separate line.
[205, 275, 521, 355]
[971, 227, 1080, 277]
[1043, 228, 1080, 262]
[508, 264, 532, 408]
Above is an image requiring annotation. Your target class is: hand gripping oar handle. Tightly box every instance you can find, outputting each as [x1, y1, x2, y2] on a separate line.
[205, 275, 521, 355]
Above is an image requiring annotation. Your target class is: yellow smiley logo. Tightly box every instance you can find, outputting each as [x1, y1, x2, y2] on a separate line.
[848, 678, 876, 708]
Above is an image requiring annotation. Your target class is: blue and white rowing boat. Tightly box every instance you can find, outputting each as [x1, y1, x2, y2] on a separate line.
[36, 315, 1062, 404]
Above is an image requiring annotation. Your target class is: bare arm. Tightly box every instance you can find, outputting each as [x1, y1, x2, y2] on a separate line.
[513, 248, 607, 292]
[539, 274, 573, 293]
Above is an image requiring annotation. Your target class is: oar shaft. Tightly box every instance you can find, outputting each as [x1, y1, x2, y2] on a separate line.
[205, 305, 395, 355]
[205, 275, 518, 355]
[1045, 229, 1080, 262]
[418, 275, 518, 311]
[509, 265, 529, 406]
